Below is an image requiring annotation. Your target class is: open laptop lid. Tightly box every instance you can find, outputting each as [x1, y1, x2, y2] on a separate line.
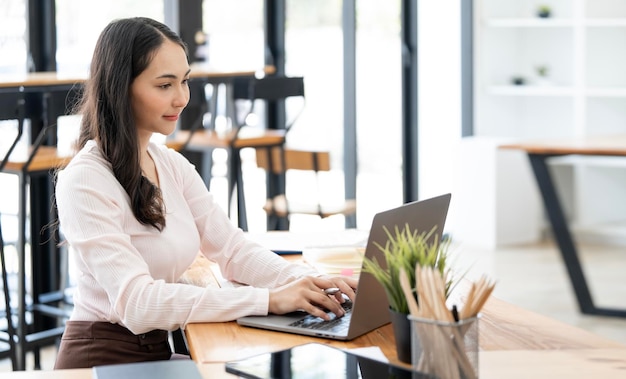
[237, 193, 451, 340]
[345, 193, 451, 339]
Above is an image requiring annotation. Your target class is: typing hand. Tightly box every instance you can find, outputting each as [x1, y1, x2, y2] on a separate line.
[268, 276, 356, 320]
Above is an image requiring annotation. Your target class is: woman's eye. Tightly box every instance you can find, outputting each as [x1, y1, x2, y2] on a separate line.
[159, 83, 172, 89]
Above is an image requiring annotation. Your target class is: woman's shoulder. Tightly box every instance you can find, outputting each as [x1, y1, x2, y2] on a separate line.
[58, 140, 113, 185]
[64, 140, 110, 171]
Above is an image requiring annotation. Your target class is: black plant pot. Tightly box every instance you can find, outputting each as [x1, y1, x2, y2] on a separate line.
[389, 308, 412, 364]
[537, 9, 551, 18]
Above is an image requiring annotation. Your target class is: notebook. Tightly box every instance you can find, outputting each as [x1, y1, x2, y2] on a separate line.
[92, 359, 202, 379]
[237, 193, 452, 340]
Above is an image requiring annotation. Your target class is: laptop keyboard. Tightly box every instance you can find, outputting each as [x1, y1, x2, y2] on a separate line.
[289, 300, 353, 334]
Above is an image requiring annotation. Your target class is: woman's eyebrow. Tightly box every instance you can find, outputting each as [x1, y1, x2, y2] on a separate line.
[157, 69, 191, 79]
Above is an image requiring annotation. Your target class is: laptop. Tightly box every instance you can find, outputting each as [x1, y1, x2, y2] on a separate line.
[237, 193, 452, 340]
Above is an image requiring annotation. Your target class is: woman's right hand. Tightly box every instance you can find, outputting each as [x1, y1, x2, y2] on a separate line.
[268, 276, 354, 320]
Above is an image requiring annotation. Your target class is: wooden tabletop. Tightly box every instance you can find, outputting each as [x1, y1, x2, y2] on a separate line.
[0, 126, 287, 174]
[499, 134, 626, 156]
[0, 363, 229, 379]
[3, 286, 625, 378]
[4, 242, 626, 378]
[5, 349, 626, 379]
[0, 71, 85, 89]
[185, 291, 624, 369]
[2, 146, 73, 173]
[480, 348, 626, 379]
[167, 128, 286, 151]
[0, 65, 276, 173]
[0, 64, 275, 89]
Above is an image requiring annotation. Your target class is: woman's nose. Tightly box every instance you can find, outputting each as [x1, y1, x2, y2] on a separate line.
[173, 86, 190, 108]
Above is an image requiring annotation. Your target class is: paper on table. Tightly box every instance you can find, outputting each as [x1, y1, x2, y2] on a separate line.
[302, 246, 365, 277]
[245, 229, 369, 255]
[343, 346, 389, 363]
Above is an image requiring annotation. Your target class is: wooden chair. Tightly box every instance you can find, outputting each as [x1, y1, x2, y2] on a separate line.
[255, 146, 357, 230]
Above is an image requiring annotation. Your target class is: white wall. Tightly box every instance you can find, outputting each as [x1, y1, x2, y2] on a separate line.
[417, 1, 463, 235]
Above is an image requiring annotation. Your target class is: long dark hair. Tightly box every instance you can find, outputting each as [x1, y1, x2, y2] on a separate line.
[75, 17, 188, 231]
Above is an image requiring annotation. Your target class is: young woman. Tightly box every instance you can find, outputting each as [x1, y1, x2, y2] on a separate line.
[53, 17, 356, 369]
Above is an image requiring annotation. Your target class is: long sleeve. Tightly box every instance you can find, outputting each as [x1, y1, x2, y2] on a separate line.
[56, 141, 317, 334]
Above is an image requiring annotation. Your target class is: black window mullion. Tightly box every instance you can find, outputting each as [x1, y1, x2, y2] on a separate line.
[401, 0, 418, 203]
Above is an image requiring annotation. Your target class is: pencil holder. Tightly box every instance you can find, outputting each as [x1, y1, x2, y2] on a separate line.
[409, 315, 480, 379]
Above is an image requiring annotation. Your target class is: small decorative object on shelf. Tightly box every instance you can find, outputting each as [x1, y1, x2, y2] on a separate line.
[535, 65, 549, 77]
[511, 76, 526, 85]
[537, 5, 552, 18]
[535, 65, 551, 86]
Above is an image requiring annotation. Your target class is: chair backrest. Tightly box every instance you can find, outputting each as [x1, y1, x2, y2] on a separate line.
[255, 146, 331, 175]
[255, 146, 356, 225]
[250, 76, 305, 102]
[232, 76, 305, 132]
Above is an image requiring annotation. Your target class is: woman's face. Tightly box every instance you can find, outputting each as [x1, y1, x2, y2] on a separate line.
[130, 39, 190, 142]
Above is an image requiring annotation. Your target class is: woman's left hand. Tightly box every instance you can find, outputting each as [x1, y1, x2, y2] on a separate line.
[316, 274, 358, 303]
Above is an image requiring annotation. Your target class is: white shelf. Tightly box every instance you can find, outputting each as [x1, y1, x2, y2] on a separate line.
[487, 86, 626, 98]
[488, 85, 576, 97]
[484, 18, 575, 28]
[585, 19, 626, 27]
[474, 1, 626, 246]
[585, 87, 626, 97]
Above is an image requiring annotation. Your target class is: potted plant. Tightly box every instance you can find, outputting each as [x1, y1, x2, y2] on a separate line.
[537, 5, 552, 18]
[362, 224, 455, 363]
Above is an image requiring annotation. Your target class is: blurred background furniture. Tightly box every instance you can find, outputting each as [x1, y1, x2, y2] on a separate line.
[1, 91, 27, 371]
[176, 75, 305, 231]
[0, 78, 77, 371]
[255, 147, 357, 230]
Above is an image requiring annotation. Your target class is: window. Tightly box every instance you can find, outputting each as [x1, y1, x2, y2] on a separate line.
[55, 0, 164, 73]
[202, 0, 265, 70]
[0, 0, 28, 74]
[286, 0, 403, 228]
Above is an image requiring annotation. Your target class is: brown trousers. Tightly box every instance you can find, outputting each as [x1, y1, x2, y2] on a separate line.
[54, 321, 173, 369]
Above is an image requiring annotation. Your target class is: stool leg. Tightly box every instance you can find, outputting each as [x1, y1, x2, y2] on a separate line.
[1, 224, 19, 370]
[233, 149, 248, 231]
[33, 347, 41, 370]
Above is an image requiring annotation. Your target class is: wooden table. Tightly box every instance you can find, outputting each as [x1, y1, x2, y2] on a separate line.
[1, 291, 625, 377]
[0, 64, 275, 371]
[500, 135, 626, 318]
[177, 261, 626, 378]
[0, 64, 275, 89]
[184, 291, 625, 364]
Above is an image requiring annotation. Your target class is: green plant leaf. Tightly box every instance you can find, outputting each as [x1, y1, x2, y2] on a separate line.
[362, 224, 454, 314]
